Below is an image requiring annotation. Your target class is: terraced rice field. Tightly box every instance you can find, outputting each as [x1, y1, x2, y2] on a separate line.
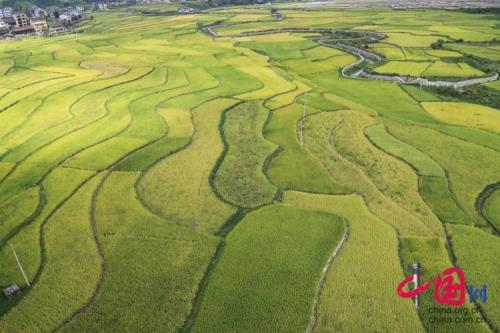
[375, 60, 432, 76]
[0, 4, 499, 333]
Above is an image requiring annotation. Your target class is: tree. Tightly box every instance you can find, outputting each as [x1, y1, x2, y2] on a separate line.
[431, 41, 443, 49]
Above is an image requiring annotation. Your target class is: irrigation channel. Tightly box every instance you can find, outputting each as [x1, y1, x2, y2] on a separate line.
[201, 25, 498, 88]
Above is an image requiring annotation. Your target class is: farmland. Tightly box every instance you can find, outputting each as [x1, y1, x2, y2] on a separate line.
[0, 3, 499, 333]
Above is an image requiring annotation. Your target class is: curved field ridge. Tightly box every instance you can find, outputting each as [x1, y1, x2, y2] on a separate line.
[364, 123, 472, 225]
[265, 80, 310, 110]
[283, 192, 423, 333]
[484, 189, 500, 231]
[448, 224, 500, 331]
[0, 173, 104, 332]
[62, 171, 218, 332]
[214, 101, 278, 208]
[2, 67, 149, 163]
[304, 110, 441, 236]
[307, 220, 348, 333]
[364, 123, 444, 177]
[265, 103, 349, 194]
[400, 236, 490, 333]
[0, 67, 154, 200]
[139, 98, 238, 234]
[235, 66, 296, 100]
[0, 187, 39, 245]
[419, 176, 473, 225]
[0, 7, 498, 333]
[191, 204, 345, 333]
[387, 122, 500, 229]
[0, 167, 95, 294]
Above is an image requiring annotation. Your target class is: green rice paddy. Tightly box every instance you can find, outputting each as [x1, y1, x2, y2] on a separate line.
[0, 4, 498, 333]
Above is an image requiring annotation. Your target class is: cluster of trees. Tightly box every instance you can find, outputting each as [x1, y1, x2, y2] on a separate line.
[433, 85, 500, 110]
[431, 38, 465, 49]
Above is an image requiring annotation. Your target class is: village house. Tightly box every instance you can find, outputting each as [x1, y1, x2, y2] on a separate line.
[31, 18, 48, 36]
[13, 13, 29, 27]
[45, 7, 57, 19]
[97, 3, 109, 10]
[48, 22, 68, 35]
[75, 5, 85, 15]
[11, 25, 35, 35]
[59, 13, 71, 21]
[65, 8, 81, 18]
[271, 12, 283, 20]
[32, 7, 47, 18]
[0, 18, 8, 33]
[0, 7, 13, 18]
[1, 16, 15, 28]
[0, 3, 85, 39]
[177, 6, 195, 13]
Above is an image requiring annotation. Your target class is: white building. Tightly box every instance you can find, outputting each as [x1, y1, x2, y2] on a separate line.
[0, 7, 13, 18]
[75, 5, 85, 14]
[31, 18, 48, 35]
[177, 6, 195, 13]
[33, 7, 47, 18]
[0, 19, 8, 30]
[68, 9, 80, 18]
[59, 13, 71, 21]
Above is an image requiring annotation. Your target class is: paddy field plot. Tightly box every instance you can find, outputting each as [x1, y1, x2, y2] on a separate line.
[385, 33, 443, 48]
[446, 43, 500, 61]
[265, 103, 348, 194]
[375, 61, 432, 76]
[302, 111, 437, 237]
[425, 49, 463, 58]
[422, 102, 500, 133]
[403, 48, 439, 61]
[364, 123, 444, 177]
[399, 84, 441, 102]
[283, 192, 423, 333]
[0, 174, 104, 332]
[64, 172, 218, 332]
[138, 98, 238, 234]
[447, 224, 500, 330]
[370, 43, 406, 60]
[387, 122, 500, 228]
[191, 205, 345, 333]
[0, 5, 499, 333]
[400, 236, 490, 333]
[422, 61, 484, 77]
[213, 101, 277, 208]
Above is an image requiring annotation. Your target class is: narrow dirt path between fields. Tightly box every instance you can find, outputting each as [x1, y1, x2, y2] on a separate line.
[307, 220, 349, 333]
